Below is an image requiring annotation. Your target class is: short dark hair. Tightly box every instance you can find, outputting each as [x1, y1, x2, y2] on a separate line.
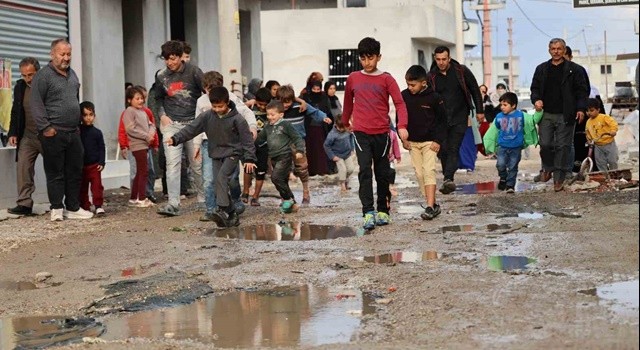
[125, 86, 146, 105]
[19, 57, 40, 70]
[587, 98, 601, 110]
[125, 82, 133, 90]
[357, 37, 380, 57]
[203, 71, 224, 91]
[405, 65, 427, 81]
[434, 46, 450, 55]
[50, 38, 70, 50]
[276, 85, 296, 102]
[266, 100, 284, 113]
[182, 41, 192, 54]
[265, 80, 280, 90]
[209, 86, 230, 104]
[80, 101, 95, 114]
[161, 40, 184, 60]
[498, 92, 518, 107]
[565, 45, 573, 57]
[334, 114, 345, 129]
[255, 87, 272, 103]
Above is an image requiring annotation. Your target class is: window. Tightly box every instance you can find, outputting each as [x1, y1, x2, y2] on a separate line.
[600, 64, 612, 74]
[345, 0, 366, 7]
[328, 49, 360, 91]
[418, 50, 426, 68]
[503, 62, 509, 70]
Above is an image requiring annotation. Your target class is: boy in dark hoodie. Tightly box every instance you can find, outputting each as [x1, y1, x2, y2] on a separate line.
[401, 65, 447, 220]
[167, 87, 256, 227]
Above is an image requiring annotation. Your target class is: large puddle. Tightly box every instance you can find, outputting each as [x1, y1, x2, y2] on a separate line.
[0, 316, 104, 349]
[438, 223, 513, 233]
[597, 279, 639, 317]
[101, 285, 376, 348]
[208, 223, 367, 241]
[358, 251, 440, 263]
[487, 255, 537, 271]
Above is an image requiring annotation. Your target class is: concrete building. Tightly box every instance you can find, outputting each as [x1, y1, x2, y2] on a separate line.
[0, 0, 261, 208]
[572, 52, 632, 99]
[466, 55, 521, 92]
[260, 0, 478, 95]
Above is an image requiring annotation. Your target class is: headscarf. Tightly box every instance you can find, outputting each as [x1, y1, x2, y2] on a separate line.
[244, 78, 263, 101]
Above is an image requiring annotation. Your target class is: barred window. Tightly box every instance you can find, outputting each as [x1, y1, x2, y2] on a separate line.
[328, 49, 360, 91]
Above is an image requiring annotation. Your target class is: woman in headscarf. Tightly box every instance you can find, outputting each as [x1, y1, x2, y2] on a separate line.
[244, 78, 263, 101]
[303, 79, 333, 176]
[324, 80, 342, 119]
[299, 72, 324, 101]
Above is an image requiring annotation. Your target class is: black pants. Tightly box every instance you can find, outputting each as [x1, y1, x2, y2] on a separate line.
[354, 131, 390, 215]
[39, 130, 84, 210]
[212, 157, 238, 210]
[270, 153, 294, 201]
[538, 112, 574, 182]
[438, 122, 467, 182]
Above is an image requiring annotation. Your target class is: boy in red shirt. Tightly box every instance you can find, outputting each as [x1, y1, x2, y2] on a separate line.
[342, 37, 409, 230]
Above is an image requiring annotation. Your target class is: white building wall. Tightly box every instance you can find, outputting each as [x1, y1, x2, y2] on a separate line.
[142, 0, 170, 87]
[573, 54, 629, 99]
[193, 0, 221, 72]
[261, 5, 456, 94]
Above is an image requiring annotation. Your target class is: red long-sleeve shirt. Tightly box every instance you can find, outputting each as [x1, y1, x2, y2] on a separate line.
[119, 106, 159, 150]
[341, 70, 408, 135]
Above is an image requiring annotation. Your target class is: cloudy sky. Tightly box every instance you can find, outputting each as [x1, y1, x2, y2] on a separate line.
[463, 0, 639, 88]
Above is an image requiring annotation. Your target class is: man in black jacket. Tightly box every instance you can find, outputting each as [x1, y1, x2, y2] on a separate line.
[427, 46, 484, 194]
[7, 57, 42, 216]
[530, 38, 589, 191]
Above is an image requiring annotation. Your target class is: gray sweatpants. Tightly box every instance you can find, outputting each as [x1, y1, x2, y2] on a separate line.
[594, 141, 618, 171]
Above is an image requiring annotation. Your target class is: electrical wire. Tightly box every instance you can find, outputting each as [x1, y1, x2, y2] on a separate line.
[511, 0, 554, 38]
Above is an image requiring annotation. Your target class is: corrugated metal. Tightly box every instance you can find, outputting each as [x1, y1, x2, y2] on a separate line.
[0, 0, 68, 84]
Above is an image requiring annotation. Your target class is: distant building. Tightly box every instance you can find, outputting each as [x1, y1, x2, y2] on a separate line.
[572, 52, 631, 99]
[260, 0, 479, 95]
[466, 56, 521, 92]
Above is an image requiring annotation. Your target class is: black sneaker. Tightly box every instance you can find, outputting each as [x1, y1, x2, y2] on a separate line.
[147, 194, 158, 204]
[211, 208, 230, 228]
[8, 205, 32, 215]
[420, 204, 441, 220]
[439, 180, 456, 194]
[227, 211, 240, 227]
[505, 187, 515, 194]
[498, 180, 507, 191]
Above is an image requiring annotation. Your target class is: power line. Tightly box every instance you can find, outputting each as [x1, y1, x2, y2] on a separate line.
[511, 0, 554, 38]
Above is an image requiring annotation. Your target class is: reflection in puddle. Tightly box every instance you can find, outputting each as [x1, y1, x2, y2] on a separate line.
[487, 256, 537, 271]
[102, 285, 376, 348]
[0, 280, 38, 291]
[456, 181, 544, 195]
[439, 223, 512, 233]
[597, 279, 639, 317]
[518, 212, 544, 219]
[359, 251, 440, 263]
[0, 316, 104, 349]
[208, 223, 368, 241]
[440, 224, 475, 233]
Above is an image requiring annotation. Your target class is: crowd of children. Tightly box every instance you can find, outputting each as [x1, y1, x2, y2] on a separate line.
[40, 36, 620, 231]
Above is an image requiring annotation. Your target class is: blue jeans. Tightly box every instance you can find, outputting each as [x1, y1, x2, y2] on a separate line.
[160, 122, 201, 207]
[496, 146, 522, 188]
[128, 149, 156, 197]
[201, 140, 242, 214]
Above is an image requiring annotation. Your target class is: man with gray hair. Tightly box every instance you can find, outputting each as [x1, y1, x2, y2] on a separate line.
[530, 38, 589, 192]
[30, 38, 93, 220]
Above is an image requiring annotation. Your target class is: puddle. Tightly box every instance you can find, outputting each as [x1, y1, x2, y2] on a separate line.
[0, 280, 38, 291]
[0, 316, 104, 349]
[358, 251, 440, 263]
[438, 224, 513, 233]
[212, 259, 242, 270]
[497, 212, 544, 219]
[597, 279, 639, 317]
[101, 285, 376, 348]
[487, 255, 537, 271]
[208, 223, 368, 241]
[456, 181, 544, 195]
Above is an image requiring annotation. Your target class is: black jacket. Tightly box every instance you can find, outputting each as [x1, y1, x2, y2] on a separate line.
[401, 87, 447, 144]
[530, 59, 589, 125]
[8, 79, 30, 161]
[427, 58, 484, 126]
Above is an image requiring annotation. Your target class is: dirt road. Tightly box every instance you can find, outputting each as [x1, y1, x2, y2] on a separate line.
[0, 150, 638, 349]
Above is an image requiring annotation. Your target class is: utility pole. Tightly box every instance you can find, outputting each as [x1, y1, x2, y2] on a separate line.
[507, 17, 513, 91]
[482, 0, 492, 87]
[604, 30, 608, 100]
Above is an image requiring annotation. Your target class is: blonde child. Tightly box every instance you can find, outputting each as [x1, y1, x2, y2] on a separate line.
[323, 116, 356, 192]
[123, 86, 157, 207]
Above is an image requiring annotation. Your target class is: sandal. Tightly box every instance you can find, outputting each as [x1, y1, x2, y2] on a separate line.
[241, 193, 250, 203]
[250, 197, 261, 206]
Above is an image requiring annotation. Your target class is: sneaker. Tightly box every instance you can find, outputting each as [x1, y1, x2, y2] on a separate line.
[211, 208, 230, 228]
[147, 195, 158, 204]
[234, 200, 246, 215]
[95, 207, 106, 216]
[227, 211, 240, 227]
[199, 212, 214, 222]
[8, 205, 32, 215]
[498, 179, 507, 191]
[64, 208, 94, 219]
[420, 204, 441, 220]
[50, 208, 64, 222]
[439, 179, 456, 194]
[128, 199, 138, 206]
[505, 187, 515, 194]
[136, 199, 155, 208]
[280, 199, 296, 214]
[363, 211, 376, 230]
[157, 204, 181, 216]
[375, 212, 391, 226]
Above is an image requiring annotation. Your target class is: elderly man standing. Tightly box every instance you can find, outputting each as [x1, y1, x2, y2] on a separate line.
[31, 38, 93, 221]
[7, 57, 42, 216]
[530, 38, 589, 192]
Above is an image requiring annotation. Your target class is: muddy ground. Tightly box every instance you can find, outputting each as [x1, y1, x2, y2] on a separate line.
[0, 149, 638, 350]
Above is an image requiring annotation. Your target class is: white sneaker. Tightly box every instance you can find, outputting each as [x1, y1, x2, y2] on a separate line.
[128, 199, 138, 206]
[64, 208, 94, 219]
[95, 207, 106, 215]
[136, 199, 155, 208]
[50, 208, 64, 221]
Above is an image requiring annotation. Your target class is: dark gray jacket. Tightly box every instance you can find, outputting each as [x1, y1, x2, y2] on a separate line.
[154, 62, 204, 122]
[30, 63, 81, 132]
